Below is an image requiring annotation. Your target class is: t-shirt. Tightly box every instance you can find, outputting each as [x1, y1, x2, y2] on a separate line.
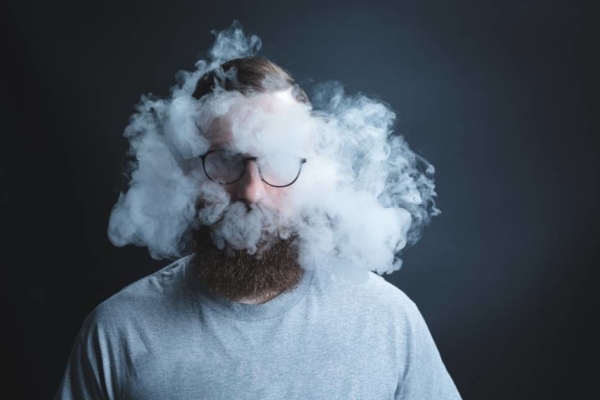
[55, 255, 462, 400]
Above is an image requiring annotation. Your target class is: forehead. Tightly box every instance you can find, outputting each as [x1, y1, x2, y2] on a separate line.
[203, 89, 312, 154]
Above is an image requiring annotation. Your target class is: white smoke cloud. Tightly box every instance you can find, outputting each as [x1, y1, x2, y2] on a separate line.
[108, 20, 440, 281]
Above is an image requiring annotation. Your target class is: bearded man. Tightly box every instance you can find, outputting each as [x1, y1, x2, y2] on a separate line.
[55, 56, 461, 400]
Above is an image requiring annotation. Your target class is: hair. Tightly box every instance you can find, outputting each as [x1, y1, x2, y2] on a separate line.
[192, 57, 309, 104]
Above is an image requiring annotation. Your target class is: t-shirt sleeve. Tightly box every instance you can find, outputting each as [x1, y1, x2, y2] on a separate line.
[54, 300, 127, 400]
[395, 302, 462, 400]
[54, 328, 109, 400]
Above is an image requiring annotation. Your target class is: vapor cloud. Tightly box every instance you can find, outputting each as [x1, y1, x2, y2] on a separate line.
[108, 20, 440, 282]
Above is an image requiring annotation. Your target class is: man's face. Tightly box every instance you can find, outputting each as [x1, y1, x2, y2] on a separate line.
[191, 89, 312, 303]
[203, 119, 292, 213]
[201, 88, 312, 217]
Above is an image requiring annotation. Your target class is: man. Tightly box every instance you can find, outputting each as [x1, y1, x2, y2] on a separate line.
[55, 56, 462, 399]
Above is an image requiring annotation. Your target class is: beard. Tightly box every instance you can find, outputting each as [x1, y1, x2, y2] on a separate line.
[190, 201, 305, 303]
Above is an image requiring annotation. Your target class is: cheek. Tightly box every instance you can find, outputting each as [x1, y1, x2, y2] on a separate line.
[221, 185, 237, 199]
[264, 187, 301, 219]
[264, 187, 288, 209]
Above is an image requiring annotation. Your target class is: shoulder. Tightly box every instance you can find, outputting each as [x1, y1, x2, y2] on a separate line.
[314, 266, 420, 323]
[364, 272, 416, 306]
[80, 256, 192, 335]
[363, 272, 421, 323]
[331, 268, 416, 305]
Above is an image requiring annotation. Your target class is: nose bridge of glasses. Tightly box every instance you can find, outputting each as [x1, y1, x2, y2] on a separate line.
[241, 157, 262, 181]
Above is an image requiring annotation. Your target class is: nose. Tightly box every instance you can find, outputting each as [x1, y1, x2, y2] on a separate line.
[235, 160, 266, 205]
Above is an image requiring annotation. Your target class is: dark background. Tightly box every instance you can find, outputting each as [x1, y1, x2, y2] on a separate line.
[5, 0, 596, 398]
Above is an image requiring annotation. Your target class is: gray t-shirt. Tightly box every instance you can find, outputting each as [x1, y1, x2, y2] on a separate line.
[55, 255, 461, 399]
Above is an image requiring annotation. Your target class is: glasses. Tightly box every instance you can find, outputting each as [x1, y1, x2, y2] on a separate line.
[199, 149, 307, 188]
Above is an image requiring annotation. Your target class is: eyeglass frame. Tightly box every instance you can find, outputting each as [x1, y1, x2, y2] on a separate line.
[199, 149, 307, 188]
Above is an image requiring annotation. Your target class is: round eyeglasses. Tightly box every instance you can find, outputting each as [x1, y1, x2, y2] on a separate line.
[199, 149, 307, 188]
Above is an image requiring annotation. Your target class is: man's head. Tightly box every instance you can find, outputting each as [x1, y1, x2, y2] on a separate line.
[190, 57, 311, 303]
[108, 35, 436, 290]
[191, 57, 309, 104]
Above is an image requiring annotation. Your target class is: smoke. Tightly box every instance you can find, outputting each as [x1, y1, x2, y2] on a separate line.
[108, 20, 440, 281]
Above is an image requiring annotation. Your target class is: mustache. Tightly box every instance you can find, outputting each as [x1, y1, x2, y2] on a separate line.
[196, 199, 291, 254]
[198, 199, 267, 227]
